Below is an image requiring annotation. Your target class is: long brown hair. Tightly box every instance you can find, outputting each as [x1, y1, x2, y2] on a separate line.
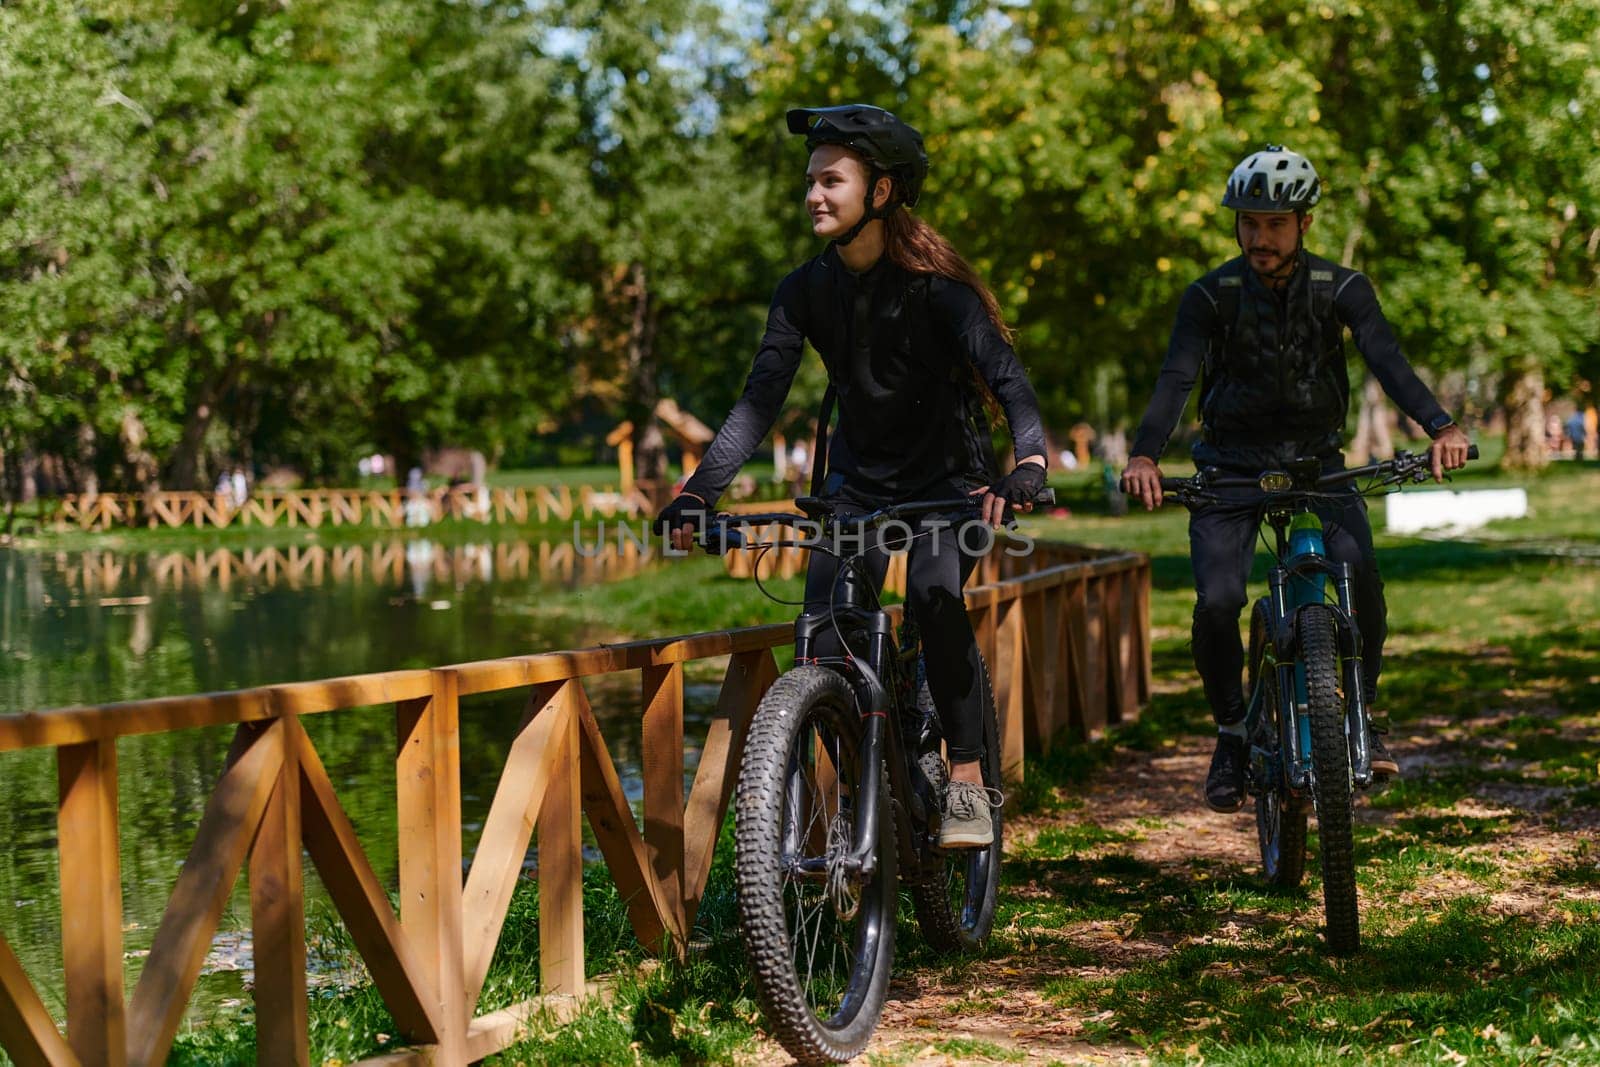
[882, 210, 1016, 344]
[881, 208, 1012, 425]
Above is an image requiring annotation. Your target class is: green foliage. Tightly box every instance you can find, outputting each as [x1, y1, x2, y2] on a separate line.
[3, 0, 1596, 492]
[889, 0, 1600, 430]
[4, 0, 594, 490]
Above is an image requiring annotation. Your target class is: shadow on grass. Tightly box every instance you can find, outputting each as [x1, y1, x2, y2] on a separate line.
[1040, 897, 1600, 1059]
[1380, 625, 1600, 723]
[1000, 848, 1310, 945]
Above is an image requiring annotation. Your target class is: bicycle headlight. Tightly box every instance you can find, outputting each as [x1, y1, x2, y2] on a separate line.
[1259, 471, 1293, 493]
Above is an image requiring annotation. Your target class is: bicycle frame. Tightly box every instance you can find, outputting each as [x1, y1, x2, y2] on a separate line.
[791, 591, 919, 883]
[1249, 501, 1374, 797]
[715, 495, 1022, 887]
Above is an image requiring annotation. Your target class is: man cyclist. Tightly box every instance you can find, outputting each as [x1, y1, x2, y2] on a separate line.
[654, 105, 1049, 847]
[1121, 145, 1472, 813]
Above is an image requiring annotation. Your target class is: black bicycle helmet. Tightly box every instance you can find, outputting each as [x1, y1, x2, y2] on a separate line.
[787, 104, 929, 208]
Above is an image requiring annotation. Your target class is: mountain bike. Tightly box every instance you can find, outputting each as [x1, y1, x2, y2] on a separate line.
[695, 489, 1051, 1064]
[1158, 445, 1475, 955]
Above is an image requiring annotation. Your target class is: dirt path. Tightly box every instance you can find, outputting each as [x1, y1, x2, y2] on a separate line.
[737, 730, 1226, 1066]
[737, 694, 1600, 1066]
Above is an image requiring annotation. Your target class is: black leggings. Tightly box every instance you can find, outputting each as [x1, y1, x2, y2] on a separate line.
[802, 511, 986, 762]
[1189, 488, 1384, 727]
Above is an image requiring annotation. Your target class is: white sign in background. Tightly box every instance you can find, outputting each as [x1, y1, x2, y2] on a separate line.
[1385, 488, 1529, 534]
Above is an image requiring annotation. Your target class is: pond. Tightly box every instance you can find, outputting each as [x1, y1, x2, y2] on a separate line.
[0, 531, 741, 1025]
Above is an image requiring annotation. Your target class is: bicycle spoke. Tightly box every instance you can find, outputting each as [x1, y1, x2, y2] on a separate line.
[780, 716, 862, 1019]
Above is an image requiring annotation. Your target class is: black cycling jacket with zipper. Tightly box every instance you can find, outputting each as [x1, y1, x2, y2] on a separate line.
[683, 244, 1048, 507]
[1130, 251, 1449, 465]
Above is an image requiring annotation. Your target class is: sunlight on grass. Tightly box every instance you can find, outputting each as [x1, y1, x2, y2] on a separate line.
[157, 454, 1600, 1064]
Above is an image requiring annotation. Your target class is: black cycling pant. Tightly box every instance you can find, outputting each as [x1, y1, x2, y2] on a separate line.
[1189, 489, 1384, 727]
[802, 509, 986, 762]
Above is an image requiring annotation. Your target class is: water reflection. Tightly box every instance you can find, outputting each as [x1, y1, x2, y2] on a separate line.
[0, 533, 732, 1027]
[1, 534, 664, 714]
[43, 534, 657, 600]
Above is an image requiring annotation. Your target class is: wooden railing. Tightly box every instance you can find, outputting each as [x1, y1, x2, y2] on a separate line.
[51, 538, 655, 595]
[0, 540, 1150, 1066]
[47, 484, 654, 532]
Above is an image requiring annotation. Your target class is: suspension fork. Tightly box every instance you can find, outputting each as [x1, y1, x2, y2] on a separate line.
[1267, 568, 1309, 792]
[843, 612, 899, 881]
[1333, 561, 1374, 788]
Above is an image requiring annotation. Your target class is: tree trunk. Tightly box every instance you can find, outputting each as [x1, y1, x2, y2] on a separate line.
[18, 450, 38, 503]
[118, 408, 162, 493]
[1349, 376, 1395, 464]
[166, 359, 242, 490]
[74, 420, 99, 498]
[623, 261, 668, 496]
[1502, 361, 1549, 470]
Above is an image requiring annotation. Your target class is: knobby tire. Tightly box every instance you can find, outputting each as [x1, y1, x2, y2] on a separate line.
[1249, 598, 1307, 888]
[909, 656, 1002, 953]
[734, 666, 897, 1064]
[1301, 606, 1360, 955]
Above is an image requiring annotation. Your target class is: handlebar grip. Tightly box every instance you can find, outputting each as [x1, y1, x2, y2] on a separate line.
[1157, 478, 1189, 491]
[699, 524, 747, 555]
[1032, 487, 1056, 507]
[1467, 444, 1479, 461]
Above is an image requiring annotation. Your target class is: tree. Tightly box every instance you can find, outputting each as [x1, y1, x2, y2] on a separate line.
[552, 0, 789, 496]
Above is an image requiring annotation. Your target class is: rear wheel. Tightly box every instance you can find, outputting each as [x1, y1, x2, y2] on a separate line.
[735, 666, 897, 1064]
[1300, 606, 1360, 955]
[1249, 599, 1307, 888]
[910, 657, 1001, 953]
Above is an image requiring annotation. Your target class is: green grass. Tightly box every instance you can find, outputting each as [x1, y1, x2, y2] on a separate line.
[486, 465, 632, 489]
[136, 446, 1600, 1063]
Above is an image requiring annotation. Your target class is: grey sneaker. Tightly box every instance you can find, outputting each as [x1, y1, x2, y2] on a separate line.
[1368, 725, 1400, 779]
[939, 780, 1003, 850]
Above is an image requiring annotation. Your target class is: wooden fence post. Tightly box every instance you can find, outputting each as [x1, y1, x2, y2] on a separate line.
[1082, 575, 1108, 737]
[58, 739, 126, 1067]
[538, 698, 585, 996]
[641, 664, 686, 948]
[1136, 560, 1153, 703]
[397, 673, 467, 1064]
[250, 707, 308, 1067]
[995, 597, 1026, 784]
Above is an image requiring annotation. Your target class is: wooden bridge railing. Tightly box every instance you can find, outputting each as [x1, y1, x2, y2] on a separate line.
[47, 484, 655, 532]
[52, 538, 656, 595]
[0, 540, 1150, 1066]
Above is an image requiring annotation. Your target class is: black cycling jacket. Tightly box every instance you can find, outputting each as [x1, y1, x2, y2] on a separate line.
[683, 245, 1048, 506]
[1130, 252, 1450, 466]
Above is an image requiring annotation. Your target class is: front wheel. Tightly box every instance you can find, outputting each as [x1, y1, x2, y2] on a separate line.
[735, 666, 897, 1064]
[1300, 606, 1360, 955]
[1249, 599, 1307, 888]
[909, 656, 1002, 953]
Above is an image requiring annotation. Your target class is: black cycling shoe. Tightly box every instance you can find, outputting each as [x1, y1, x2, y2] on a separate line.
[1204, 733, 1249, 813]
[1368, 725, 1400, 779]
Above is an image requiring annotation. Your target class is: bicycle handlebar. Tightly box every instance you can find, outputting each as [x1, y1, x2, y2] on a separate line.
[698, 487, 1057, 554]
[1155, 444, 1478, 503]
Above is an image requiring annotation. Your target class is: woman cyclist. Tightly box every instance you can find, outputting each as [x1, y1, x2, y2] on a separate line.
[654, 104, 1049, 848]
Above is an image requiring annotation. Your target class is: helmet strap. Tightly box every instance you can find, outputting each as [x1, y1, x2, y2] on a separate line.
[835, 167, 892, 248]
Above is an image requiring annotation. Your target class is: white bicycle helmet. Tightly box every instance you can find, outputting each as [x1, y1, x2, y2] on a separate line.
[1222, 145, 1321, 212]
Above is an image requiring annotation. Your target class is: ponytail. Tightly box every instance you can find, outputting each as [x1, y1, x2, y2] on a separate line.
[882, 211, 1015, 343]
[881, 210, 1012, 424]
